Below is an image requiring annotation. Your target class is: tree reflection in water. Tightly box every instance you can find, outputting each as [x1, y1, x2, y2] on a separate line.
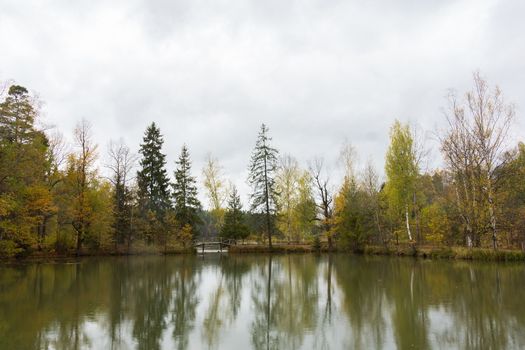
[0, 255, 524, 349]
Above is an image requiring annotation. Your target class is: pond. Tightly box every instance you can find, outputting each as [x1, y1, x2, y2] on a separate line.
[0, 254, 524, 349]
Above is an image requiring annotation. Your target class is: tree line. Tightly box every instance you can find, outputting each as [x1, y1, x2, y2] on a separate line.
[0, 72, 523, 257]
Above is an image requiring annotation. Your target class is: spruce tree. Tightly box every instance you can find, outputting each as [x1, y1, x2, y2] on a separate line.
[248, 123, 279, 248]
[221, 186, 249, 241]
[136, 122, 171, 217]
[172, 144, 201, 230]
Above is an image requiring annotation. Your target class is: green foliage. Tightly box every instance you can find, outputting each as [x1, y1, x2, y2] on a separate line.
[0, 84, 52, 256]
[172, 145, 201, 231]
[1, 79, 525, 258]
[293, 171, 317, 240]
[221, 186, 249, 241]
[384, 120, 419, 241]
[333, 177, 373, 251]
[248, 124, 279, 246]
[136, 122, 171, 217]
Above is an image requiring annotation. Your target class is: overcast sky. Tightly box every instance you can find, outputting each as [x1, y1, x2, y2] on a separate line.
[1, 0, 524, 207]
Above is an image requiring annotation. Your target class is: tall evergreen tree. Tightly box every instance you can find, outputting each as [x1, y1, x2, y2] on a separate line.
[221, 186, 249, 241]
[136, 122, 171, 217]
[248, 124, 279, 248]
[172, 144, 201, 230]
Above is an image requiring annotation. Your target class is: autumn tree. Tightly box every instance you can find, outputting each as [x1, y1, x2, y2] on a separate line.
[248, 124, 279, 248]
[0, 85, 53, 256]
[498, 143, 525, 249]
[69, 119, 98, 253]
[202, 154, 228, 235]
[275, 155, 300, 242]
[293, 171, 317, 241]
[333, 144, 374, 250]
[441, 72, 514, 249]
[384, 120, 419, 242]
[333, 175, 368, 250]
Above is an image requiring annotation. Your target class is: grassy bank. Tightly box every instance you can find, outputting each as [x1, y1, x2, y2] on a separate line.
[1, 244, 196, 262]
[229, 242, 525, 261]
[363, 244, 525, 262]
[3, 241, 525, 263]
[228, 243, 316, 254]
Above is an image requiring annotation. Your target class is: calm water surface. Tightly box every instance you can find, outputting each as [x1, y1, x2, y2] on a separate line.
[1, 254, 524, 349]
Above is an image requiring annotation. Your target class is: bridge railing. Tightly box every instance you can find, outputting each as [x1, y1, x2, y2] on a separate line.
[193, 238, 237, 247]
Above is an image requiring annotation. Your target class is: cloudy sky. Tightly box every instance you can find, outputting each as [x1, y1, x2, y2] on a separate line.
[1, 0, 524, 207]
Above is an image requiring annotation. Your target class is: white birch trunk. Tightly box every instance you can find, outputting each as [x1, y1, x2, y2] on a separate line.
[405, 204, 412, 241]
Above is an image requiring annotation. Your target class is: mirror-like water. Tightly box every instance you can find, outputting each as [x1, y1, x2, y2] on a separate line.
[0, 254, 524, 349]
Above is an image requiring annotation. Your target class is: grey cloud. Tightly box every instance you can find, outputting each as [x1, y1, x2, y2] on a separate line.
[1, 0, 524, 207]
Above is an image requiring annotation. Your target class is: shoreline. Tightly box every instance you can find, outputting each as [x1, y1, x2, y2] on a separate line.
[2, 244, 524, 263]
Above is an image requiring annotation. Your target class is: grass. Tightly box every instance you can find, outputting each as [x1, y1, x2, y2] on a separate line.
[229, 243, 314, 254]
[362, 244, 525, 261]
[4, 239, 524, 262]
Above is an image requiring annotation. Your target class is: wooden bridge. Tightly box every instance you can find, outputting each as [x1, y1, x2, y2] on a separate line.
[194, 239, 235, 253]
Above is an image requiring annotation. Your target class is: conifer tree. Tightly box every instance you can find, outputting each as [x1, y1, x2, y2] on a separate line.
[248, 124, 279, 248]
[172, 144, 201, 231]
[221, 186, 249, 241]
[136, 122, 171, 217]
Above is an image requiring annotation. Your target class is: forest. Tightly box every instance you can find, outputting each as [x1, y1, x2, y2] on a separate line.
[0, 72, 524, 258]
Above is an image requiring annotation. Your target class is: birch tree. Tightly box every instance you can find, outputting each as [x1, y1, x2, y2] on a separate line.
[275, 155, 300, 242]
[384, 120, 419, 242]
[202, 154, 228, 232]
[441, 72, 514, 249]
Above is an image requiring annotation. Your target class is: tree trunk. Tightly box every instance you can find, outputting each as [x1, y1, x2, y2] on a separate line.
[266, 256, 272, 349]
[405, 204, 412, 241]
[263, 154, 272, 249]
[488, 186, 498, 250]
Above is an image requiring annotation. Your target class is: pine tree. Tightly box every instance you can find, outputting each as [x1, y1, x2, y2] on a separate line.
[172, 144, 201, 231]
[136, 122, 171, 217]
[248, 124, 279, 248]
[221, 186, 249, 241]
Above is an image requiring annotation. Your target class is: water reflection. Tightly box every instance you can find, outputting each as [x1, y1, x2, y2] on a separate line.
[0, 255, 524, 349]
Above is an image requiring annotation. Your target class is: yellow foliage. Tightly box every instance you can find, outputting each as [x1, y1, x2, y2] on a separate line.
[421, 203, 449, 244]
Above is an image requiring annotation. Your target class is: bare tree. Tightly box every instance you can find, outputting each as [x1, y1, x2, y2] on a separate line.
[361, 159, 385, 245]
[107, 139, 137, 248]
[309, 157, 334, 250]
[338, 140, 357, 181]
[71, 119, 98, 253]
[36, 131, 69, 249]
[441, 72, 514, 249]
